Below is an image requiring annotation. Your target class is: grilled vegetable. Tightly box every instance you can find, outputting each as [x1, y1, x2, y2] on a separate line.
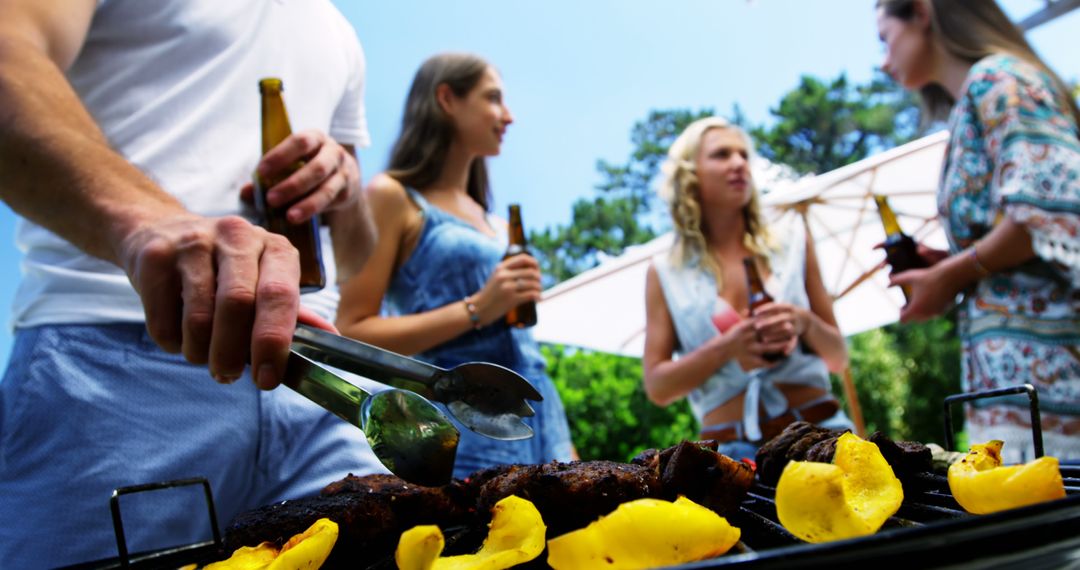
[205, 518, 338, 570]
[545, 495, 740, 570]
[948, 440, 1065, 515]
[395, 494, 546, 570]
[775, 432, 903, 543]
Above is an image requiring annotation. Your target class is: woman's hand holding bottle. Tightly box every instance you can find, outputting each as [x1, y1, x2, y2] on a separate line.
[470, 254, 542, 327]
[712, 313, 792, 371]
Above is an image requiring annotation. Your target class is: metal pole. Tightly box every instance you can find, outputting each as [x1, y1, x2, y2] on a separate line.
[1018, 0, 1080, 31]
[841, 367, 867, 437]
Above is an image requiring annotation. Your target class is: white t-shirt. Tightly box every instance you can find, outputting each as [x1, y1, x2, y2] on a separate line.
[12, 0, 369, 326]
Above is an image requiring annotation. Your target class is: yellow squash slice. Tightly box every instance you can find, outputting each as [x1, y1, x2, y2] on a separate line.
[947, 440, 1065, 515]
[205, 518, 338, 570]
[395, 494, 546, 570]
[545, 495, 741, 570]
[775, 432, 903, 543]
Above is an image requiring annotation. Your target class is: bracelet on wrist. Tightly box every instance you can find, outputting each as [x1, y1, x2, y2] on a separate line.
[463, 297, 482, 330]
[969, 246, 992, 278]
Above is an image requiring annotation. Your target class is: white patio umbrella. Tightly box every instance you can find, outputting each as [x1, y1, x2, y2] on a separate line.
[536, 131, 950, 352]
[761, 130, 950, 336]
[534, 233, 673, 358]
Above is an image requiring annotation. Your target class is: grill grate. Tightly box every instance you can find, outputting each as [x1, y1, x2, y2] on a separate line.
[671, 382, 1080, 568]
[69, 384, 1080, 569]
[676, 470, 1080, 569]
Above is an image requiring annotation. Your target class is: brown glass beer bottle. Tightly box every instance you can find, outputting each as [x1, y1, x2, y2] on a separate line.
[873, 194, 927, 303]
[743, 256, 783, 362]
[504, 204, 537, 328]
[255, 78, 326, 293]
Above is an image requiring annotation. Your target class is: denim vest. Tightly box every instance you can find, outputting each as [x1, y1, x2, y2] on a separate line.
[385, 189, 574, 477]
[652, 222, 832, 440]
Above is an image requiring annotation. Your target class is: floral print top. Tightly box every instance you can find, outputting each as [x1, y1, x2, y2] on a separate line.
[939, 53, 1080, 461]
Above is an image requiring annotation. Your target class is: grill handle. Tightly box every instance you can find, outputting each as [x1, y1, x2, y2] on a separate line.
[943, 383, 1043, 458]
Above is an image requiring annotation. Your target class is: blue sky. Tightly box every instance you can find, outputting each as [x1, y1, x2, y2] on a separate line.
[0, 1, 1076, 368]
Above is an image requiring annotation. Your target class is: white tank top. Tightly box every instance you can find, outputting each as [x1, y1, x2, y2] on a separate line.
[11, 0, 368, 326]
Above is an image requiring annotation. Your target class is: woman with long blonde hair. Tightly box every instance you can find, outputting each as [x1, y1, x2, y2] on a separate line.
[643, 116, 850, 460]
[877, 0, 1080, 462]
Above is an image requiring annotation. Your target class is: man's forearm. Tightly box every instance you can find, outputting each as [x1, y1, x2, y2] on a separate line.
[0, 36, 185, 265]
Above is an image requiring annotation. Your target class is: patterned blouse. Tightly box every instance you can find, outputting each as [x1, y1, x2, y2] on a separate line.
[939, 53, 1080, 462]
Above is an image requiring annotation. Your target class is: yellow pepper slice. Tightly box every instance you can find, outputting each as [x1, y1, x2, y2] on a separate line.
[545, 496, 741, 570]
[775, 432, 903, 543]
[947, 440, 1065, 515]
[395, 495, 546, 570]
[205, 518, 338, 570]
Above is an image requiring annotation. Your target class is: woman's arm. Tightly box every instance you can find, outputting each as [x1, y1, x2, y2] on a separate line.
[335, 175, 479, 354]
[641, 264, 776, 406]
[325, 145, 377, 284]
[893, 218, 1034, 322]
[336, 176, 543, 355]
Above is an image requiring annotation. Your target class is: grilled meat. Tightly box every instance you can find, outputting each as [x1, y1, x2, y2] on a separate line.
[474, 460, 660, 535]
[633, 440, 755, 516]
[225, 474, 468, 568]
[755, 422, 834, 485]
[869, 431, 933, 481]
[754, 421, 932, 487]
[223, 441, 754, 569]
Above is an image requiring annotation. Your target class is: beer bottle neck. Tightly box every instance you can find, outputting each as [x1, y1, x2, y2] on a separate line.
[742, 257, 767, 293]
[507, 205, 527, 246]
[259, 80, 292, 154]
[874, 196, 904, 238]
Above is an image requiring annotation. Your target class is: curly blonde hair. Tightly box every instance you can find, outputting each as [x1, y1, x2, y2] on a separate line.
[659, 116, 772, 291]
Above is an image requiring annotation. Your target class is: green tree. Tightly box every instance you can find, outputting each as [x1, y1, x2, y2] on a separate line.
[751, 71, 921, 175]
[544, 345, 696, 461]
[834, 317, 963, 445]
[530, 109, 714, 284]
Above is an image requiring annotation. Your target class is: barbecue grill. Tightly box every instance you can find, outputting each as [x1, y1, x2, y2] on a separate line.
[66, 385, 1080, 569]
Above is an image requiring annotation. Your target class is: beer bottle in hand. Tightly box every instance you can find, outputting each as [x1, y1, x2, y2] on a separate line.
[743, 256, 783, 362]
[255, 78, 326, 293]
[504, 204, 537, 328]
[873, 194, 927, 303]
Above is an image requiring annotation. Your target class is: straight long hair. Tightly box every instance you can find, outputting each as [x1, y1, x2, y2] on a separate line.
[386, 53, 492, 211]
[877, 0, 1080, 127]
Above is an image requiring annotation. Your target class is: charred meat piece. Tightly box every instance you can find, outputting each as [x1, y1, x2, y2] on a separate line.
[474, 460, 660, 536]
[755, 421, 831, 485]
[869, 431, 933, 481]
[755, 422, 934, 487]
[225, 474, 467, 569]
[655, 441, 755, 516]
[804, 435, 839, 464]
[785, 427, 841, 462]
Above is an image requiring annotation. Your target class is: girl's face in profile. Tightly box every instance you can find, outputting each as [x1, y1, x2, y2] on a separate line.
[695, 127, 752, 212]
[447, 67, 514, 157]
[877, 7, 935, 90]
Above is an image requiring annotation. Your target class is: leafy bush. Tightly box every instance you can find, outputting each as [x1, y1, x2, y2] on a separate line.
[543, 345, 696, 462]
[833, 316, 962, 445]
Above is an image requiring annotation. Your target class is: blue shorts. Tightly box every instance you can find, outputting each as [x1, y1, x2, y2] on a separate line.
[0, 324, 387, 569]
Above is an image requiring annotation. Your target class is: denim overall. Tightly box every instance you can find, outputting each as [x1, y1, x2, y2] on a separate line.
[385, 189, 575, 478]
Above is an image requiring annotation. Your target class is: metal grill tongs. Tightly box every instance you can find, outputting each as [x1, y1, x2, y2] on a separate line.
[281, 346, 459, 487]
[292, 324, 542, 440]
